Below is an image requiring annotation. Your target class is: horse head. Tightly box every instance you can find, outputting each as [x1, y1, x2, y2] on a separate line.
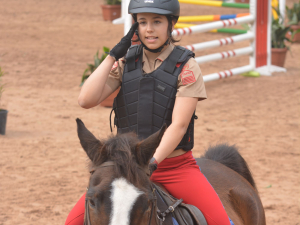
[76, 118, 166, 225]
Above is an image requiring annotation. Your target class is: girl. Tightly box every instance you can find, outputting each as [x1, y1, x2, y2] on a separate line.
[66, 0, 232, 224]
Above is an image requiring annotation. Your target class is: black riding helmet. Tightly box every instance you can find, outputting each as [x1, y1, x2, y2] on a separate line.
[128, 0, 180, 53]
[128, 0, 180, 18]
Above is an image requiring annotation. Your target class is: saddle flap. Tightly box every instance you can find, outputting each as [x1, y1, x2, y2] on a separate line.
[177, 203, 208, 225]
[154, 184, 207, 225]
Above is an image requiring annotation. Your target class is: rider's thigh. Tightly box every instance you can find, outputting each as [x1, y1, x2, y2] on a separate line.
[65, 193, 85, 225]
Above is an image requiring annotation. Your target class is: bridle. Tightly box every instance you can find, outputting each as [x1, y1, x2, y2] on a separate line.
[84, 161, 161, 225]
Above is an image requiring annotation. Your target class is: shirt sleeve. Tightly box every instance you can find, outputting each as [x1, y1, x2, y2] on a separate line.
[106, 58, 125, 91]
[176, 58, 207, 101]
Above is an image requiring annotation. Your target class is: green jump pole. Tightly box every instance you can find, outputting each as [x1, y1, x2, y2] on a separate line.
[222, 2, 249, 8]
[215, 28, 248, 34]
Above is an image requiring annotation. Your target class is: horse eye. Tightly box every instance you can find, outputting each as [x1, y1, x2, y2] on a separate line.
[89, 199, 96, 207]
[90, 170, 95, 175]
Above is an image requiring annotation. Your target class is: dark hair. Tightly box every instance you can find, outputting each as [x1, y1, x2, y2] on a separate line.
[131, 14, 180, 44]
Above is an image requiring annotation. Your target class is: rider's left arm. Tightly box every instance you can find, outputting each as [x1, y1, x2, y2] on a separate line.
[153, 96, 198, 164]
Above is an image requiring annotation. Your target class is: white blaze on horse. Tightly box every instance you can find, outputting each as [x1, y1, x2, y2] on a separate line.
[110, 178, 143, 225]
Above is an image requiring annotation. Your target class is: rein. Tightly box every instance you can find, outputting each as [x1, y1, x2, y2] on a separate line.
[84, 161, 158, 225]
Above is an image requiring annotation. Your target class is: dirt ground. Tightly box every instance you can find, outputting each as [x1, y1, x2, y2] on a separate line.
[0, 0, 299, 224]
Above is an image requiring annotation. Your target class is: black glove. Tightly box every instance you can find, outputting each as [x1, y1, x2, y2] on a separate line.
[149, 157, 158, 176]
[109, 22, 139, 61]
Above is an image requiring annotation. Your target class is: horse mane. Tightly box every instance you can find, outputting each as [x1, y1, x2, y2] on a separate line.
[202, 143, 257, 190]
[91, 132, 149, 186]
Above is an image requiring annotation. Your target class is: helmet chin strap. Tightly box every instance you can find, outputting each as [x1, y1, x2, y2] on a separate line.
[135, 31, 170, 53]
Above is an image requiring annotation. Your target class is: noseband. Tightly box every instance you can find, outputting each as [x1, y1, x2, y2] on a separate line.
[84, 161, 160, 225]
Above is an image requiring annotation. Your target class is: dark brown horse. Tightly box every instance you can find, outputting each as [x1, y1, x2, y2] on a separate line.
[76, 118, 266, 225]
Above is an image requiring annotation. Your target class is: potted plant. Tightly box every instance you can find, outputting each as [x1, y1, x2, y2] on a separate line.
[101, 0, 121, 22]
[271, 6, 295, 67]
[0, 67, 8, 135]
[81, 47, 120, 107]
[286, 1, 300, 43]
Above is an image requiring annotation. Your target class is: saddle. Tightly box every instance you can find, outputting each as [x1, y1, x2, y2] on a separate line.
[154, 183, 207, 225]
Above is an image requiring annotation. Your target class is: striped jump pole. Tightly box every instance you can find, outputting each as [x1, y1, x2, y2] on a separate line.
[178, 13, 249, 22]
[203, 65, 254, 82]
[172, 15, 255, 36]
[184, 32, 254, 52]
[178, 0, 249, 8]
[174, 23, 248, 34]
[195, 46, 253, 64]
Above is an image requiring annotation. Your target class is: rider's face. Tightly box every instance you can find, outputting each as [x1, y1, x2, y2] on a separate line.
[137, 13, 171, 50]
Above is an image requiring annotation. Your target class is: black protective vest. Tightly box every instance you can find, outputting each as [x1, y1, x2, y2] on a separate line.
[113, 45, 196, 151]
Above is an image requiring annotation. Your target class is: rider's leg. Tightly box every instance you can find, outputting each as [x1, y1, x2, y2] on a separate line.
[65, 193, 85, 225]
[151, 151, 231, 225]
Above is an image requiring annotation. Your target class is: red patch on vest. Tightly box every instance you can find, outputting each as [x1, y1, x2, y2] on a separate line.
[111, 61, 118, 70]
[176, 62, 182, 68]
[180, 70, 196, 85]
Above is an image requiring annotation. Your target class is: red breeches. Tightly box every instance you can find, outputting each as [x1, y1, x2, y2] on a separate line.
[65, 151, 230, 225]
[151, 151, 230, 225]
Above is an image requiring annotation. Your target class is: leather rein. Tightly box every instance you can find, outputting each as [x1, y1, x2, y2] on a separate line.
[84, 161, 160, 225]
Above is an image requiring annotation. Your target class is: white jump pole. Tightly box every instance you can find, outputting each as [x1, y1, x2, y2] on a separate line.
[184, 32, 254, 52]
[203, 65, 254, 82]
[195, 46, 253, 64]
[279, 0, 286, 23]
[113, 0, 132, 35]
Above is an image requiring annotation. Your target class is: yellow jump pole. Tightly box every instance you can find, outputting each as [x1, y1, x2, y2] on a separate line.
[178, 15, 215, 22]
[179, 0, 222, 7]
[178, 13, 250, 22]
[178, 0, 250, 8]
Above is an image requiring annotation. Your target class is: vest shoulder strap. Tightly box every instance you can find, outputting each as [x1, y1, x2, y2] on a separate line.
[163, 46, 195, 74]
[164, 47, 184, 74]
[125, 44, 142, 72]
[176, 46, 195, 63]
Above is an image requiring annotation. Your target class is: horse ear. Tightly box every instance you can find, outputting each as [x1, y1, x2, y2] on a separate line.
[76, 118, 103, 162]
[136, 124, 167, 165]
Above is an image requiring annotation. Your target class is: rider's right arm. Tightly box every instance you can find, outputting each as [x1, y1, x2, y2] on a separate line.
[78, 22, 138, 109]
[78, 55, 118, 109]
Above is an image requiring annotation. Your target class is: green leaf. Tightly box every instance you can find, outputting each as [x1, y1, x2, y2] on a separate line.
[103, 46, 110, 54]
[286, 1, 300, 23]
[94, 57, 101, 68]
[80, 47, 110, 86]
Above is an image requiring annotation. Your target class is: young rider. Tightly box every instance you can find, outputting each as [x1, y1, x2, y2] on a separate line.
[66, 0, 232, 224]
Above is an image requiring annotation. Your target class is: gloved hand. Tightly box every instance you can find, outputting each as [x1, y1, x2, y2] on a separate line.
[109, 22, 139, 61]
[149, 157, 158, 176]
